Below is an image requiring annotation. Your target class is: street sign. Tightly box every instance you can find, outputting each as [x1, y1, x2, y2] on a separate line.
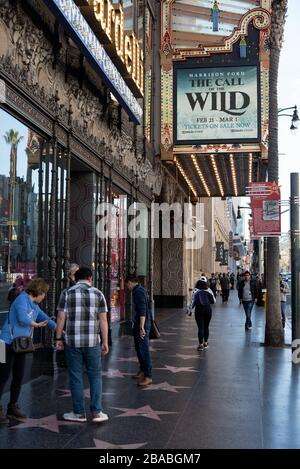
[250, 182, 281, 236]
[4, 221, 18, 226]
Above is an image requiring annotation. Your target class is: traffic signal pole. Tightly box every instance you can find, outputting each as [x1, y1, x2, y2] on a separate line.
[291, 173, 300, 349]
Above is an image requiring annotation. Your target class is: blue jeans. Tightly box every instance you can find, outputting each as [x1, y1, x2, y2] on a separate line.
[243, 301, 254, 328]
[133, 325, 152, 378]
[281, 302, 286, 322]
[64, 344, 102, 415]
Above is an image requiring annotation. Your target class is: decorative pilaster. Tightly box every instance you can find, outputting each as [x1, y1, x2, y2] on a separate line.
[63, 104, 72, 288]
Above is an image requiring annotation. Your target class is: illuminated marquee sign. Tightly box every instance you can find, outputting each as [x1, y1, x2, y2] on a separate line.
[90, 0, 144, 96]
[46, 0, 142, 124]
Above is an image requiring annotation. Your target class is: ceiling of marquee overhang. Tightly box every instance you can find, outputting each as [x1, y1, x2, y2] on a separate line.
[169, 152, 260, 198]
[172, 0, 260, 49]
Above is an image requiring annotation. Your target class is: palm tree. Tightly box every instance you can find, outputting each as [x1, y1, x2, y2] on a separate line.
[265, 0, 288, 346]
[3, 129, 23, 275]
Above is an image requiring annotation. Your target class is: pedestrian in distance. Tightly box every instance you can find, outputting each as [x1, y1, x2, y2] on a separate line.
[56, 267, 109, 423]
[279, 274, 289, 329]
[238, 271, 258, 330]
[67, 263, 80, 287]
[0, 278, 56, 423]
[7, 275, 24, 305]
[220, 273, 230, 303]
[208, 274, 217, 298]
[125, 275, 152, 386]
[56, 263, 79, 318]
[230, 273, 235, 290]
[192, 276, 216, 351]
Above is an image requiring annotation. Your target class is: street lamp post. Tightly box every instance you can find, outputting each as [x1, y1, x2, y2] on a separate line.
[278, 105, 299, 134]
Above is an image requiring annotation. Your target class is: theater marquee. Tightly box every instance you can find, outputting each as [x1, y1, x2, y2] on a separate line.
[174, 65, 259, 144]
[46, 0, 143, 124]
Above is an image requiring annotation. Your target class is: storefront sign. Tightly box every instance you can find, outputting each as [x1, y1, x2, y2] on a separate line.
[229, 231, 233, 257]
[250, 182, 281, 236]
[174, 65, 259, 144]
[220, 249, 229, 266]
[215, 241, 224, 262]
[46, 0, 142, 124]
[91, 0, 144, 95]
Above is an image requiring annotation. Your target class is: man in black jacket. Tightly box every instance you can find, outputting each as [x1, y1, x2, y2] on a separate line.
[125, 276, 152, 386]
[238, 271, 258, 330]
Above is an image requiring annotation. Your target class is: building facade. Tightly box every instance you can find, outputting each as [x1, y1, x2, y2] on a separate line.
[0, 0, 177, 332]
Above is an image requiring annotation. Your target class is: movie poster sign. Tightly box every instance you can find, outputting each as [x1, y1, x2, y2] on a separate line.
[174, 65, 259, 144]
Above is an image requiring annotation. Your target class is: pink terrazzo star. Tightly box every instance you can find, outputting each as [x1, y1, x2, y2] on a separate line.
[82, 439, 147, 449]
[168, 353, 203, 360]
[111, 405, 178, 421]
[102, 369, 132, 378]
[9, 415, 81, 433]
[154, 365, 200, 373]
[141, 381, 190, 393]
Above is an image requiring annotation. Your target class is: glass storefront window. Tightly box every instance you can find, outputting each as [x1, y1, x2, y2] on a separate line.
[0, 108, 67, 317]
[110, 191, 127, 323]
[0, 110, 39, 312]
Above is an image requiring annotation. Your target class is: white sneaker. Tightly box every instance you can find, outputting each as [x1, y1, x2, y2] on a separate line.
[92, 411, 109, 423]
[62, 411, 87, 422]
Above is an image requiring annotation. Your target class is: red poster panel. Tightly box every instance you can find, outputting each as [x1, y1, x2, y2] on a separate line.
[249, 182, 281, 236]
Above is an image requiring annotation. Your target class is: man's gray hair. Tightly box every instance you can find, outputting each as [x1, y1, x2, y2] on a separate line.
[68, 263, 79, 275]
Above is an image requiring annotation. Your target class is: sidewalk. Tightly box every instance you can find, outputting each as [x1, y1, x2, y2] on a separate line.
[0, 291, 299, 449]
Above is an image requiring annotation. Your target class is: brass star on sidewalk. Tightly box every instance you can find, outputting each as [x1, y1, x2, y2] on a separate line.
[154, 365, 200, 373]
[9, 415, 81, 433]
[82, 439, 147, 449]
[141, 381, 190, 393]
[111, 405, 178, 421]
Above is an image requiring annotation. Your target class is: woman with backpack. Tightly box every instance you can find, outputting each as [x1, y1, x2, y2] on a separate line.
[192, 276, 216, 351]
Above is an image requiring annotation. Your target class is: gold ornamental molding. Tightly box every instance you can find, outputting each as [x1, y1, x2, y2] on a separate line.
[173, 8, 271, 61]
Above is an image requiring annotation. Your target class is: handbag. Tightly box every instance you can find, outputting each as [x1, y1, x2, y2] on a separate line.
[11, 336, 35, 353]
[8, 307, 35, 353]
[149, 319, 160, 340]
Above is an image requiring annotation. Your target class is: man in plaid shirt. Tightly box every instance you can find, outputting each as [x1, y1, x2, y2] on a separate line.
[56, 267, 109, 423]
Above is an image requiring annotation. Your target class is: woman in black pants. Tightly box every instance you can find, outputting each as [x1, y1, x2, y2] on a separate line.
[0, 278, 56, 423]
[192, 276, 216, 351]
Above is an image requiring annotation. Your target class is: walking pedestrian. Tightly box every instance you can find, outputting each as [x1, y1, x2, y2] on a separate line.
[238, 271, 258, 330]
[125, 276, 152, 386]
[208, 274, 217, 298]
[220, 273, 230, 303]
[56, 267, 109, 423]
[192, 276, 215, 351]
[0, 278, 56, 423]
[230, 273, 235, 290]
[279, 274, 289, 329]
